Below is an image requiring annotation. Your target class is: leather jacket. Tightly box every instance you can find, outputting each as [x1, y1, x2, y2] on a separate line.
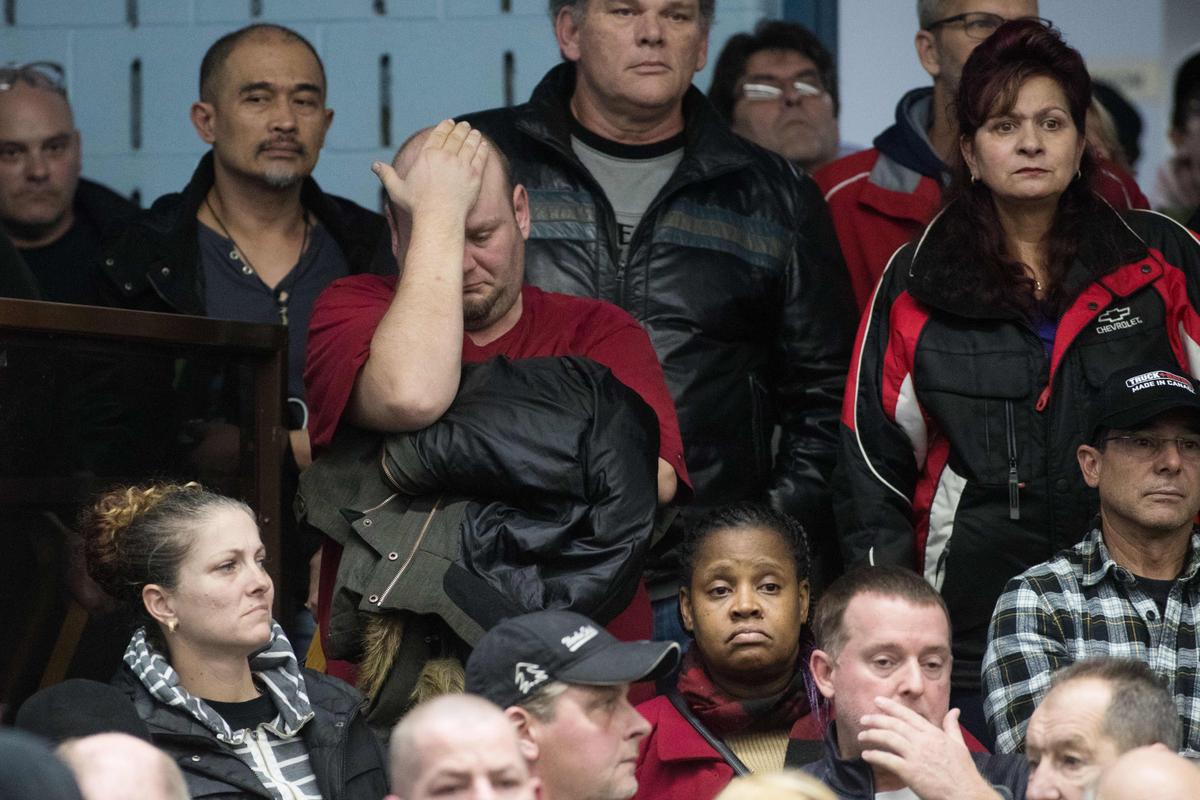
[460, 64, 854, 570]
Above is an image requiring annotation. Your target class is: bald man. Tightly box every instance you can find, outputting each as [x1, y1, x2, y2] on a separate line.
[57, 733, 188, 800]
[1090, 747, 1200, 800]
[387, 693, 537, 800]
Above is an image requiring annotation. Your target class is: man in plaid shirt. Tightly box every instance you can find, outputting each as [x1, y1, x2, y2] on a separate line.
[983, 363, 1200, 756]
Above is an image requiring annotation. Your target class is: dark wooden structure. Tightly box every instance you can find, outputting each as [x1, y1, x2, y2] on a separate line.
[0, 298, 288, 716]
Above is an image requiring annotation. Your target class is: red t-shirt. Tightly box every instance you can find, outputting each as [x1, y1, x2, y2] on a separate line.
[306, 275, 688, 485]
[303, 276, 688, 682]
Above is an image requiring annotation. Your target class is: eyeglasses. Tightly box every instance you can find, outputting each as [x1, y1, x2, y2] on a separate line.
[925, 12, 1053, 41]
[739, 80, 825, 103]
[1102, 434, 1200, 462]
[0, 61, 66, 96]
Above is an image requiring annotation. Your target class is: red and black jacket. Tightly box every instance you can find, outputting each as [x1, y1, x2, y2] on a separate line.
[835, 204, 1200, 688]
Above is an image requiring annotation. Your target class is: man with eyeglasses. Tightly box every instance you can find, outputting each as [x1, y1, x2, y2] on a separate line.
[814, 1, 1072, 310]
[0, 61, 135, 304]
[983, 364, 1200, 756]
[707, 20, 849, 174]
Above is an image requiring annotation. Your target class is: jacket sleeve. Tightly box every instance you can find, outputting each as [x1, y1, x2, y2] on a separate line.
[766, 175, 856, 539]
[982, 574, 1073, 754]
[832, 245, 923, 568]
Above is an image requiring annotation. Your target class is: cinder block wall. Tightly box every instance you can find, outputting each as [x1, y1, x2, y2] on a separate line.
[1, 0, 774, 210]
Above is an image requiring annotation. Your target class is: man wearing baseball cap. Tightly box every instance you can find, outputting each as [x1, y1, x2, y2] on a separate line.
[983, 364, 1200, 756]
[465, 609, 680, 800]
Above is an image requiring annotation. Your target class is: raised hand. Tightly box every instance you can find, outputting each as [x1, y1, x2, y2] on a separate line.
[858, 696, 1002, 800]
[371, 118, 490, 222]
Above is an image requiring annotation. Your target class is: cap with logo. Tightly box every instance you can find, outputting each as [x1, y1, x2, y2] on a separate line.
[1089, 364, 1200, 439]
[465, 609, 681, 709]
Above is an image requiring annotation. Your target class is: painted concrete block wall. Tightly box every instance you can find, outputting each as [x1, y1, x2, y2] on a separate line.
[1, 0, 775, 211]
[837, 0, 1197, 192]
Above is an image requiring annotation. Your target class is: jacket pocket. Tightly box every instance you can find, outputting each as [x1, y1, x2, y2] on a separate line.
[748, 373, 772, 483]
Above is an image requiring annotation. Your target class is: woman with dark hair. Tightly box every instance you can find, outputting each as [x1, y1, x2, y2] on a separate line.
[81, 482, 386, 800]
[633, 503, 826, 800]
[837, 19, 1200, 741]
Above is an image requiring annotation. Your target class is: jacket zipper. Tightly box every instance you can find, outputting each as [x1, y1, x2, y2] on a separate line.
[374, 494, 443, 607]
[1005, 400, 1020, 520]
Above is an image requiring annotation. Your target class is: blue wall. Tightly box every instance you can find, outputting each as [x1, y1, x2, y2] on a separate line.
[0, 0, 774, 210]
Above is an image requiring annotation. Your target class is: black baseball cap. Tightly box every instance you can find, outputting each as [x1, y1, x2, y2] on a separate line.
[465, 610, 681, 709]
[1089, 364, 1200, 439]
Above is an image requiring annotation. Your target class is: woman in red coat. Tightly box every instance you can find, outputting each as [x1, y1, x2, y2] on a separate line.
[634, 503, 828, 800]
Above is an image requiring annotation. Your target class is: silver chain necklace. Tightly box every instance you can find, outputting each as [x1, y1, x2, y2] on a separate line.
[203, 194, 310, 326]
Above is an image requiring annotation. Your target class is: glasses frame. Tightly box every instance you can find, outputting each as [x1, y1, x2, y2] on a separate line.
[924, 12, 1053, 41]
[0, 61, 67, 95]
[1101, 434, 1200, 461]
[738, 80, 826, 103]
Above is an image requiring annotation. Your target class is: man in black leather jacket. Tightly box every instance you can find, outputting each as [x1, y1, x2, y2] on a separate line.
[461, 1, 854, 614]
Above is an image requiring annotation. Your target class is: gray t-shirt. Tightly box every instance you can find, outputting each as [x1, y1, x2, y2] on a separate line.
[569, 119, 684, 265]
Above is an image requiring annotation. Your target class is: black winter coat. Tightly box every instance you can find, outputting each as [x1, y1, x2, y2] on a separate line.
[460, 64, 854, 576]
[116, 665, 387, 800]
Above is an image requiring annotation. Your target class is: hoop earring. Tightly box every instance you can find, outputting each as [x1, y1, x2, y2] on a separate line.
[1075, 169, 1082, 181]
[167, 619, 178, 634]
[970, 173, 979, 184]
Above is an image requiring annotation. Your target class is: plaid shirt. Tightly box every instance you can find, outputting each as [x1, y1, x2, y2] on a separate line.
[982, 526, 1200, 756]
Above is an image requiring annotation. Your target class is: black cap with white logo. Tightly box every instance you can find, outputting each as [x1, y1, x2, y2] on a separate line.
[1089, 364, 1200, 439]
[465, 609, 681, 709]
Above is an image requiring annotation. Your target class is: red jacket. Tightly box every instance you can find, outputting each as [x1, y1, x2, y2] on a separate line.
[633, 696, 824, 800]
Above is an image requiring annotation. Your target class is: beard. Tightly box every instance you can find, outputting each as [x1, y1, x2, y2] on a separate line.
[261, 161, 305, 189]
[462, 280, 520, 332]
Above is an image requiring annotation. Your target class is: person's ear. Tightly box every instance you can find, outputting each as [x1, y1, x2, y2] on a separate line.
[191, 101, 217, 145]
[142, 583, 177, 629]
[810, 648, 837, 700]
[915, 29, 942, 80]
[506, 706, 540, 763]
[554, 7, 583, 63]
[512, 184, 530, 241]
[796, 579, 811, 623]
[1077, 443, 1103, 489]
[678, 586, 695, 634]
[960, 135, 979, 180]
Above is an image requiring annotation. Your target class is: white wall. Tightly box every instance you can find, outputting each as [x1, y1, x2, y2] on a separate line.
[0, 0, 774, 211]
[837, 0, 1198, 190]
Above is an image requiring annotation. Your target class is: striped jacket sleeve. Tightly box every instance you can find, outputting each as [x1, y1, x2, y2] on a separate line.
[833, 244, 926, 568]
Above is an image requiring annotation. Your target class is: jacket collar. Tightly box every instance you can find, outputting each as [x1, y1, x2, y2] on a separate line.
[514, 62, 760, 184]
[124, 622, 314, 745]
[905, 196, 1152, 319]
[873, 87, 948, 183]
[811, 721, 877, 796]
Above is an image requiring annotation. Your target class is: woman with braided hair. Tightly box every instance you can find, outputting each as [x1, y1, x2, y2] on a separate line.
[634, 503, 827, 800]
[81, 482, 386, 800]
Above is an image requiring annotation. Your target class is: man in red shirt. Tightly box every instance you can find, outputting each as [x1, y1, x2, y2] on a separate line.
[304, 120, 689, 678]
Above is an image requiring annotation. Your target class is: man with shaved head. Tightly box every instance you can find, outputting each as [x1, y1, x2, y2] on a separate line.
[387, 694, 537, 800]
[57, 733, 189, 800]
[304, 121, 687, 679]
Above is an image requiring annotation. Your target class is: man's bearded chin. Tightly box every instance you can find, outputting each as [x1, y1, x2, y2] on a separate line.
[261, 163, 306, 189]
[462, 294, 499, 331]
